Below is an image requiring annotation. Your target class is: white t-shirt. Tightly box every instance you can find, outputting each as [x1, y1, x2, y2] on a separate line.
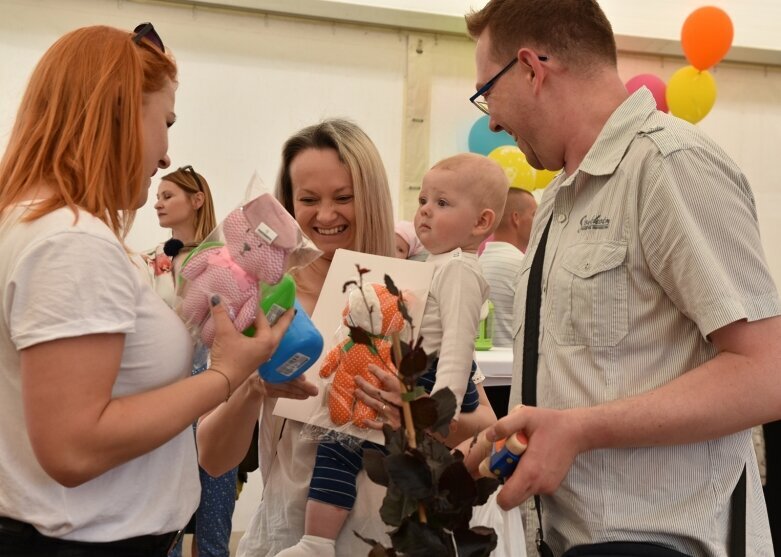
[0, 204, 199, 542]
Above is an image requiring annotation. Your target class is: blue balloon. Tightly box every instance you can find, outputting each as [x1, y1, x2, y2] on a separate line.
[468, 115, 515, 155]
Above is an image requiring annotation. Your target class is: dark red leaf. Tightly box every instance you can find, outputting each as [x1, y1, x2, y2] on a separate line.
[342, 280, 358, 293]
[410, 397, 439, 429]
[384, 274, 399, 296]
[349, 326, 374, 347]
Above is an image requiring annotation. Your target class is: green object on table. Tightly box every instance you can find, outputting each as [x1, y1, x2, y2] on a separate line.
[475, 299, 494, 351]
[243, 273, 296, 336]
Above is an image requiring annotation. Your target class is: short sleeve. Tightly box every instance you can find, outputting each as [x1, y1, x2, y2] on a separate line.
[8, 231, 138, 349]
[640, 147, 780, 337]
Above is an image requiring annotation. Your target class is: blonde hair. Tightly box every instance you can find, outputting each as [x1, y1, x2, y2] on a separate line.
[160, 167, 217, 243]
[276, 119, 394, 257]
[0, 25, 177, 238]
[431, 153, 508, 228]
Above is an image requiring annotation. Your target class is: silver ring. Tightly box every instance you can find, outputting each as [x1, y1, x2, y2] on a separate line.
[381, 403, 387, 412]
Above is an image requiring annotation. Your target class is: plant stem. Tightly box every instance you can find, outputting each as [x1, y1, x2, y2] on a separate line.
[391, 333, 416, 449]
[391, 332, 427, 524]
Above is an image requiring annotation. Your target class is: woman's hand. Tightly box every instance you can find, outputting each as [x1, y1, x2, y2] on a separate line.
[208, 297, 294, 393]
[258, 374, 319, 400]
[238, 374, 319, 401]
[355, 364, 403, 430]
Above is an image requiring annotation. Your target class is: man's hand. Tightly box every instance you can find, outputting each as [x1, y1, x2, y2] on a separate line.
[487, 405, 588, 510]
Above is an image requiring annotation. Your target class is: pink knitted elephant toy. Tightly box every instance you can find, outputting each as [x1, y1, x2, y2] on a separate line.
[180, 194, 301, 346]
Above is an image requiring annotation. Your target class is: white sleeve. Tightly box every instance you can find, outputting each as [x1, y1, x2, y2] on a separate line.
[8, 231, 137, 349]
[431, 259, 486, 406]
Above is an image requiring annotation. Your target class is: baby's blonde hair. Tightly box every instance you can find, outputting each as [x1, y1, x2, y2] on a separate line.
[430, 153, 508, 235]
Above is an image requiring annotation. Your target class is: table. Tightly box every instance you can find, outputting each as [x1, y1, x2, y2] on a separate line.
[475, 346, 513, 387]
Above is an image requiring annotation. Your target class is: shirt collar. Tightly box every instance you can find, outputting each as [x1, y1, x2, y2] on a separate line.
[482, 241, 523, 256]
[576, 88, 658, 178]
[426, 247, 477, 267]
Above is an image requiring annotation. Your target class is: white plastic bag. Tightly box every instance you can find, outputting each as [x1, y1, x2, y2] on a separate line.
[470, 490, 528, 557]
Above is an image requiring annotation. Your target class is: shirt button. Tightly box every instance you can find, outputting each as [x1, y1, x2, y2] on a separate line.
[557, 213, 567, 223]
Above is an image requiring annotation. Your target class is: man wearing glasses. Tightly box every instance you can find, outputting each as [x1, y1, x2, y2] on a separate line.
[462, 1, 781, 556]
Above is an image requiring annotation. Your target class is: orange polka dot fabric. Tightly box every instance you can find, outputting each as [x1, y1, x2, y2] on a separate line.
[319, 284, 404, 428]
[320, 340, 396, 427]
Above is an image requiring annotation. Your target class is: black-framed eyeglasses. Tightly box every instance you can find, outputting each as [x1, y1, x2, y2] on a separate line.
[132, 22, 165, 53]
[180, 165, 204, 192]
[469, 55, 548, 115]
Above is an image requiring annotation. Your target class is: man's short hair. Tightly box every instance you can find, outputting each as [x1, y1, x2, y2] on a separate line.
[465, 0, 617, 71]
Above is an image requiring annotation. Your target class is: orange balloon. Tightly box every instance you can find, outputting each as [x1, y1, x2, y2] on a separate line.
[681, 6, 734, 70]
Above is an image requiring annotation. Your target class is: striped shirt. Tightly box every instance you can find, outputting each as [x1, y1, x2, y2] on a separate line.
[508, 89, 779, 556]
[479, 241, 525, 347]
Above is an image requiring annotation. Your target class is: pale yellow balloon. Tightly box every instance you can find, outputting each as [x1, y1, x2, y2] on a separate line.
[531, 168, 558, 190]
[487, 146, 559, 191]
[666, 66, 717, 124]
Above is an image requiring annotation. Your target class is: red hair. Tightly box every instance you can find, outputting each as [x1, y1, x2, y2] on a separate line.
[0, 25, 177, 237]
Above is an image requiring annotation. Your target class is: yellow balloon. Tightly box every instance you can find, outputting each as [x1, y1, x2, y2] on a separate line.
[487, 146, 558, 191]
[666, 66, 717, 124]
[532, 168, 558, 190]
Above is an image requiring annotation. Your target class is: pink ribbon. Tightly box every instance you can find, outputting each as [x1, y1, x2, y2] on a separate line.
[208, 247, 256, 291]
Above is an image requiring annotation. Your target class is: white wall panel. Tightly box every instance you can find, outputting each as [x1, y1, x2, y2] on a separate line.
[1, 0, 779, 282]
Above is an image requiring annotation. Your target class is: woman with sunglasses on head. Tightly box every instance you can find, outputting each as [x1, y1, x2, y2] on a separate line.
[145, 166, 237, 557]
[145, 166, 217, 306]
[0, 24, 313, 557]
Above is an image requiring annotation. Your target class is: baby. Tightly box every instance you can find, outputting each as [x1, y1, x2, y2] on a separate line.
[394, 220, 428, 260]
[278, 153, 508, 557]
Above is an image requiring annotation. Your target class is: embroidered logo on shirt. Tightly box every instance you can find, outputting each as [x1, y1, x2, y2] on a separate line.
[579, 215, 610, 232]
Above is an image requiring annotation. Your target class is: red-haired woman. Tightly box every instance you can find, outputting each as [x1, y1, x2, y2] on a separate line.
[0, 24, 313, 557]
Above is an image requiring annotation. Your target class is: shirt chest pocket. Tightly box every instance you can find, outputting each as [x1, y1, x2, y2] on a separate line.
[549, 242, 628, 347]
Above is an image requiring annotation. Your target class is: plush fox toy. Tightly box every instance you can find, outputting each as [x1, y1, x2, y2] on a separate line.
[320, 283, 405, 427]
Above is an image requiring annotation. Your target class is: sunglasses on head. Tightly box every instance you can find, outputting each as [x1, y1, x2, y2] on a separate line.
[180, 166, 205, 192]
[132, 22, 165, 53]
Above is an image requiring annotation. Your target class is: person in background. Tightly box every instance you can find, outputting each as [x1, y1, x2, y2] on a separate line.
[764, 420, 781, 549]
[145, 165, 216, 305]
[196, 120, 497, 556]
[145, 166, 235, 557]
[480, 186, 537, 347]
[479, 187, 537, 420]
[394, 219, 428, 260]
[461, 0, 781, 555]
[0, 23, 302, 557]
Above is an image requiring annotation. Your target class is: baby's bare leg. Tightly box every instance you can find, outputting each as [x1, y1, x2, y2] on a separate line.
[305, 499, 349, 538]
[275, 500, 347, 557]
